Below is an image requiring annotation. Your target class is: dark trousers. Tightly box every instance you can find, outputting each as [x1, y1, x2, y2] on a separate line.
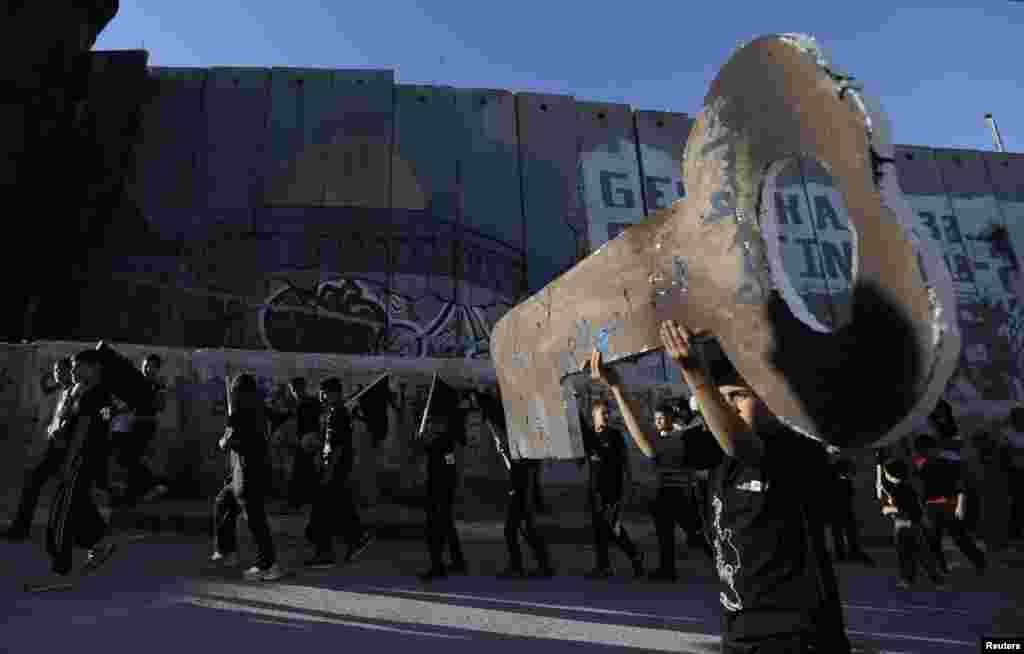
[505, 472, 550, 570]
[591, 499, 639, 569]
[721, 611, 850, 654]
[9, 440, 66, 532]
[924, 503, 985, 571]
[828, 493, 866, 558]
[426, 472, 464, 570]
[650, 484, 708, 571]
[111, 420, 159, 503]
[305, 476, 363, 554]
[46, 453, 107, 575]
[1009, 468, 1024, 539]
[213, 459, 276, 569]
[893, 519, 944, 583]
[721, 631, 831, 654]
[288, 443, 317, 508]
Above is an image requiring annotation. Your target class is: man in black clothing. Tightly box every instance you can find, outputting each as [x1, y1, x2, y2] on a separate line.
[475, 390, 554, 579]
[877, 457, 947, 590]
[659, 321, 850, 654]
[827, 455, 874, 566]
[581, 396, 644, 580]
[913, 434, 986, 574]
[285, 377, 322, 512]
[649, 402, 716, 577]
[110, 353, 168, 506]
[46, 350, 119, 576]
[589, 366, 717, 581]
[416, 409, 468, 581]
[303, 377, 374, 568]
[5, 357, 74, 541]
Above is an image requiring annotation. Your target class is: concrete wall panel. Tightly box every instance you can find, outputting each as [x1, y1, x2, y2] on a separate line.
[392, 85, 457, 216]
[202, 68, 269, 210]
[321, 69, 394, 209]
[893, 146, 980, 303]
[576, 101, 644, 252]
[516, 92, 580, 293]
[454, 88, 522, 249]
[265, 68, 327, 205]
[633, 110, 692, 213]
[136, 69, 204, 213]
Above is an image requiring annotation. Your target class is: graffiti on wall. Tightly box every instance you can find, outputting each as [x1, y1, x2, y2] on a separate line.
[258, 274, 514, 359]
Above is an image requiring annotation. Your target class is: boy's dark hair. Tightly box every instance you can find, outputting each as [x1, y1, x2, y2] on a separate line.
[591, 398, 609, 411]
[289, 377, 306, 390]
[56, 356, 72, 370]
[320, 377, 343, 394]
[144, 353, 162, 367]
[882, 459, 908, 481]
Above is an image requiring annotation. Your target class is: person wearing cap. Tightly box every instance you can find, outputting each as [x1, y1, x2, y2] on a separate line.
[589, 357, 717, 582]
[302, 377, 375, 568]
[877, 456, 948, 590]
[659, 320, 850, 654]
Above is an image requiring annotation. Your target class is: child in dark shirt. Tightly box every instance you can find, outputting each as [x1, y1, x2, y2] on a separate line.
[211, 373, 283, 581]
[877, 457, 948, 590]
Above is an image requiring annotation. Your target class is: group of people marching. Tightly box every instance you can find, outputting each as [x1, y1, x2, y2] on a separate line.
[7, 321, 1022, 653]
[4, 345, 169, 576]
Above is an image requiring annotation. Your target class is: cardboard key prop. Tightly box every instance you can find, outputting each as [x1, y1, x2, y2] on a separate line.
[491, 34, 960, 457]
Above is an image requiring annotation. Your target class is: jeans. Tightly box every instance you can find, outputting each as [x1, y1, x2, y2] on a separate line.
[213, 455, 276, 569]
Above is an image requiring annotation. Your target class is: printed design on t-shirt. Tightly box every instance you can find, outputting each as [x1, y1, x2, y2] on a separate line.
[712, 494, 743, 611]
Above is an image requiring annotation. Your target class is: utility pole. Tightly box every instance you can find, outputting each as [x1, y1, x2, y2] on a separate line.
[984, 113, 1006, 152]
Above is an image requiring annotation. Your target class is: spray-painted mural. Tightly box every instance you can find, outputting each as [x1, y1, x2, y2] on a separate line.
[258, 274, 511, 359]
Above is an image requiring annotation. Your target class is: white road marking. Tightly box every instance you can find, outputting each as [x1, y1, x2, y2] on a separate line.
[189, 581, 723, 652]
[249, 617, 314, 630]
[181, 596, 470, 639]
[843, 602, 972, 616]
[847, 629, 973, 647]
[359, 585, 704, 623]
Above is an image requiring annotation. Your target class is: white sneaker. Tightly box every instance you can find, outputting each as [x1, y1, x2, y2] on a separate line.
[260, 564, 285, 581]
[243, 565, 263, 580]
[211, 551, 239, 566]
[243, 564, 285, 581]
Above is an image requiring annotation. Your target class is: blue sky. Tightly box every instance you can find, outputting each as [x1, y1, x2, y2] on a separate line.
[96, 1, 1023, 153]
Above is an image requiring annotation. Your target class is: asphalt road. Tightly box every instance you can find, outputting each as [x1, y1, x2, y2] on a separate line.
[3, 525, 1023, 654]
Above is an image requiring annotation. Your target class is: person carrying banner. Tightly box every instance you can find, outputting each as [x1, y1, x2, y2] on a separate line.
[211, 373, 284, 581]
[303, 377, 375, 568]
[414, 374, 468, 581]
[475, 390, 554, 579]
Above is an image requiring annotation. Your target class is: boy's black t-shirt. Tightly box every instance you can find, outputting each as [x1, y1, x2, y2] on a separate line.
[880, 475, 924, 522]
[69, 385, 113, 459]
[583, 427, 628, 501]
[295, 396, 322, 436]
[323, 404, 354, 478]
[706, 423, 843, 639]
[917, 457, 963, 501]
[425, 431, 460, 483]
